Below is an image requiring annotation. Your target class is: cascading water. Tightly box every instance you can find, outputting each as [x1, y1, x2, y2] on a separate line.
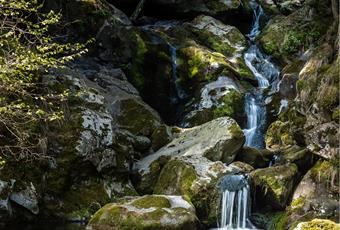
[243, 1, 280, 148]
[214, 175, 257, 230]
[216, 1, 281, 229]
[168, 44, 186, 103]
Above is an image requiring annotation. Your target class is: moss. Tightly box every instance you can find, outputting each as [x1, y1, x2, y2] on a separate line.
[131, 196, 171, 209]
[331, 108, 340, 122]
[213, 90, 244, 121]
[153, 159, 197, 198]
[293, 219, 340, 230]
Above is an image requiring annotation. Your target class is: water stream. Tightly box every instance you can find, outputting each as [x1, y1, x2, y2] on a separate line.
[217, 1, 280, 229]
[243, 1, 280, 148]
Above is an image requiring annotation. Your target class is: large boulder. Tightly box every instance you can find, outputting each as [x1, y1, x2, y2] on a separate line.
[122, 15, 253, 124]
[153, 155, 252, 226]
[270, 160, 339, 229]
[87, 195, 199, 230]
[258, 3, 333, 64]
[133, 117, 245, 194]
[250, 164, 299, 210]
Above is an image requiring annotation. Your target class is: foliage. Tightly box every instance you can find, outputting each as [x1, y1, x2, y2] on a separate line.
[0, 0, 88, 160]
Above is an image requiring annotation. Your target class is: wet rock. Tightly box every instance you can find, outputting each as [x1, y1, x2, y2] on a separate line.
[10, 183, 39, 215]
[265, 120, 296, 150]
[250, 164, 299, 210]
[236, 147, 273, 168]
[153, 156, 251, 226]
[133, 117, 245, 194]
[87, 195, 199, 230]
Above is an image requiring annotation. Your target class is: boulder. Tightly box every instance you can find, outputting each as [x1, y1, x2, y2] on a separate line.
[87, 195, 199, 230]
[235, 147, 273, 168]
[9, 183, 39, 215]
[124, 15, 253, 124]
[250, 164, 299, 210]
[259, 4, 332, 63]
[133, 117, 245, 194]
[271, 160, 339, 229]
[153, 155, 251, 226]
[292, 219, 340, 230]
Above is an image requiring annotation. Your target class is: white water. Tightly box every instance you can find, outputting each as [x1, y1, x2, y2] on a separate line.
[169, 44, 186, 103]
[213, 175, 257, 230]
[243, 1, 280, 148]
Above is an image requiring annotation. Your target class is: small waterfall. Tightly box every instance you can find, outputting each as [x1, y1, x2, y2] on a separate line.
[243, 1, 280, 148]
[168, 44, 186, 103]
[215, 175, 257, 230]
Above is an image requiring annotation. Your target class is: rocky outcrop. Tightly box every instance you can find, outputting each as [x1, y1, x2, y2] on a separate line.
[133, 117, 245, 194]
[270, 160, 339, 229]
[258, 2, 333, 63]
[87, 195, 199, 230]
[250, 164, 299, 210]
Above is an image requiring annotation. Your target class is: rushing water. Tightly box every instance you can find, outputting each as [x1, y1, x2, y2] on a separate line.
[216, 1, 281, 229]
[243, 1, 280, 149]
[169, 44, 186, 103]
[215, 175, 256, 230]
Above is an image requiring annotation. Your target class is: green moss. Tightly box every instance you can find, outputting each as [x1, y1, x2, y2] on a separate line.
[153, 159, 197, 198]
[213, 90, 244, 120]
[294, 219, 340, 230]
[332, 108, 340, 122]
[132, 196, 171, 209]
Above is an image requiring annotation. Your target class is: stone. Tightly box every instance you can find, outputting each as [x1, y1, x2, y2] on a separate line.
[292, 219, 340, 230]
[10, 183, 39, 215]
[250, 164, 299, 210]
[133, 117, 245, 194]
[87, 195, 199, 230]
[235, 147, 273, 168]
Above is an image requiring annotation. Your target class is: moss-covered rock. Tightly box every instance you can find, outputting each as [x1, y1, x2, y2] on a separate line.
[153, 156, 251, 226]
[265, 120, 296, 150]
[133, 117, 245, 194]
[258, 4, 332, 64]
[292, 219, 340, 230]
[272, 160, 340, 229]
[87, 195, 199, 230]
[250, 164, 299, 210]
[235, 147, 273, 168]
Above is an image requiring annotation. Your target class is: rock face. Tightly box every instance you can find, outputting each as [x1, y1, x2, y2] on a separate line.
[87, 195, 199, 230]
[250, 164, 299, 210]
[259, 2, 332, 63]
[133, 117, 245, 194]
[270, 160, 339, 229]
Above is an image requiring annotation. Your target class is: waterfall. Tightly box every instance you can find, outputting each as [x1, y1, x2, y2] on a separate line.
[214, 175, 257, 230]
[243, 1, 280, 148]
[168, 44, 186, 103]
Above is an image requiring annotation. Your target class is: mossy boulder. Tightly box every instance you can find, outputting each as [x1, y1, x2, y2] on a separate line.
[181, 76, 246, 127]
[265, 120, 296, 150]
[124, 15, 253, 124]
[272, 160, 339, 229]
[235, 147, 273, 168]
[258, 4, 332, 64]
[153, 156, 252, 226]
[87, 195, 199, 230]
[133, 117, 245, 194]
[250, 164, 299, 210]
[292, 219, 340, 230]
